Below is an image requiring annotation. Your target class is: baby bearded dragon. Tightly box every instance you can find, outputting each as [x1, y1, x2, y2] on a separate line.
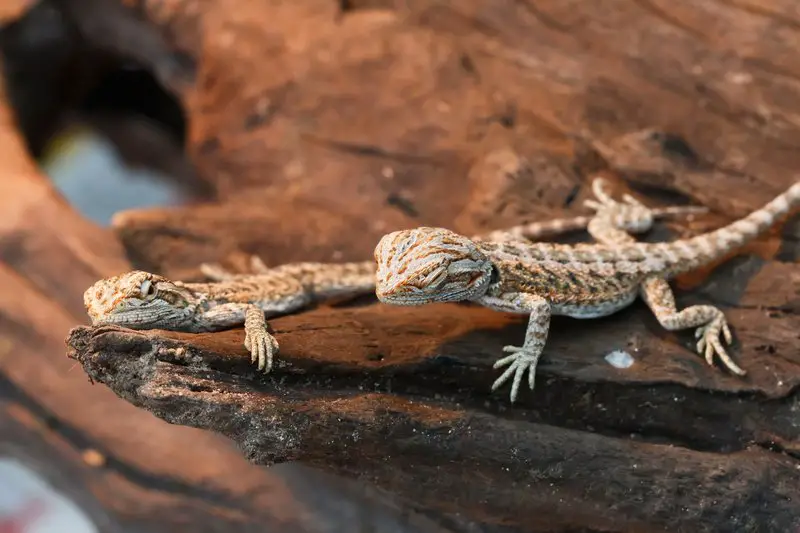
[374, 182, 800, 403]
[84, 262, 375, 373]
[83, 179, 702, 375]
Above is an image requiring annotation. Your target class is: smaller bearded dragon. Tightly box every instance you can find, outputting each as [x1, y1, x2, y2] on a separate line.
[375, 181, 800, 402]
[83, 179, 702, 378]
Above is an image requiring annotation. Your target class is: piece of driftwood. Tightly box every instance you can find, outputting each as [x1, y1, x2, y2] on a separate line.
[67, 302, 800, 531]
[1, 0, 798, 531]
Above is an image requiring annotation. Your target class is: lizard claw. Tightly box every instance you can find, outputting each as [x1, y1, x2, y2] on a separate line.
[491, 345, 542, 403]
[244, 327, 279, 373]
[694, 316, 744, 376]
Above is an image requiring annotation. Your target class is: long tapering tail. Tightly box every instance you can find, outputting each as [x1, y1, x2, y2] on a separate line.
[655, 182, 800, 276]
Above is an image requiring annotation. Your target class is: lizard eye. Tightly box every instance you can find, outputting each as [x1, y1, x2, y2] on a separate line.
[426, 268, 448, 289]
[140, 280, 156, 299]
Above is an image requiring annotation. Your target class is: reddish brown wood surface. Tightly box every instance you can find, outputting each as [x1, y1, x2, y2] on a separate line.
[2, 0, 800, 532]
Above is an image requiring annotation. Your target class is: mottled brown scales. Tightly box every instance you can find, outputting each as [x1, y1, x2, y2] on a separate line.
[491, 262, 641, 306]
[376, 180, 800, 403]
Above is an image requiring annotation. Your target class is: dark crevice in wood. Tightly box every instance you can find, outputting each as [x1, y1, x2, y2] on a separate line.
[301, 135, 448, 165]
[0, 374, 259, 511]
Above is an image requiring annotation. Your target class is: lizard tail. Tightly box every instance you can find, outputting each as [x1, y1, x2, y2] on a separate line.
[660, 181, 800, 275]
[476, 216, 592, 242]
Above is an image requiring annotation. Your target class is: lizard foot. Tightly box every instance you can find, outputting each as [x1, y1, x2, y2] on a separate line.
[491, 345, 542, 403]
[694, 315, 744, 375]
[244, 326, 280, 373]
[584, 178, 655, 234]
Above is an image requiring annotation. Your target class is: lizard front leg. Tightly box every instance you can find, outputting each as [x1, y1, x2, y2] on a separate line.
[479, 294, 551, 403]
[638, 276, 742, 375]
[200, 303, 280, 372]
[244, 305, 279, 372]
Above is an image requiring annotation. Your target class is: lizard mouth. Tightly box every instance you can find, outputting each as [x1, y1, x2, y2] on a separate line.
[375, 281, 418, 305]
[374, 284, 400, 302]
[375, 291, 423, 306]
[91, 311, 156, 329]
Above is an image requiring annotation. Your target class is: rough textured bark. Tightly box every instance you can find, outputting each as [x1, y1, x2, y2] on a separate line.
[1, 0, 799, 532]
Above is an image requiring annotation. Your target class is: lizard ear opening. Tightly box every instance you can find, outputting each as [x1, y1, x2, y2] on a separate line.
[489, 264, 500, 284]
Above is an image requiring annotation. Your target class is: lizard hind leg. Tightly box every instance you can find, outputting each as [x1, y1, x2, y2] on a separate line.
[639, 276, 742, 375]
[200, 255, 271, 281]
[585, 177, 655, 236]
[199, 263, 239, 281]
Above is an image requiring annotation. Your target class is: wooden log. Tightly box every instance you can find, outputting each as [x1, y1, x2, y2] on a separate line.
[66, 311, 800, 531]
[0, 0, 798, 530]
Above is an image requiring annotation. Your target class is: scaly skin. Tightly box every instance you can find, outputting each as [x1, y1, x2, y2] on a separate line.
[84, 178, 703, 377]
[375, 181, 800, 403]
[84, 261, 375, 373]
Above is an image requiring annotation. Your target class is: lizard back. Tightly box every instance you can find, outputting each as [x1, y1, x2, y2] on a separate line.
[481, 181, 800, 279]
[481, 243, 645, 312]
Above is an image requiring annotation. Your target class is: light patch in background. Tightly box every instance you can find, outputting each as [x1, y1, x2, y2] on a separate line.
[0, 457, 98, 533]
[42, 125, 187, 226]
[604, 349, 635, 369]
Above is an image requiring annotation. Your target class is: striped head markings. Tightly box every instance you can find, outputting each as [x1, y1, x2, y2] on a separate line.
[374, 227, 493, 305]
[83, 270, 198, 329]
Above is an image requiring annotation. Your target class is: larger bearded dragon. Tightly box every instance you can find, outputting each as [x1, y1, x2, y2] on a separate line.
[374, 181, 800, 402]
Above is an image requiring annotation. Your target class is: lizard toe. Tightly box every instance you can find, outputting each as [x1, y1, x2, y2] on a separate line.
[694, 319, 745, 375]
[722, 321, 733, 344]
[491, 347, 541, 403]
[255, 337, 266, 371]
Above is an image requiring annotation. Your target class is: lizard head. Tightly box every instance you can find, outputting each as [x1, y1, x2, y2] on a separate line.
[374, 227, 494, 305]
[84, 270, 199, 330]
